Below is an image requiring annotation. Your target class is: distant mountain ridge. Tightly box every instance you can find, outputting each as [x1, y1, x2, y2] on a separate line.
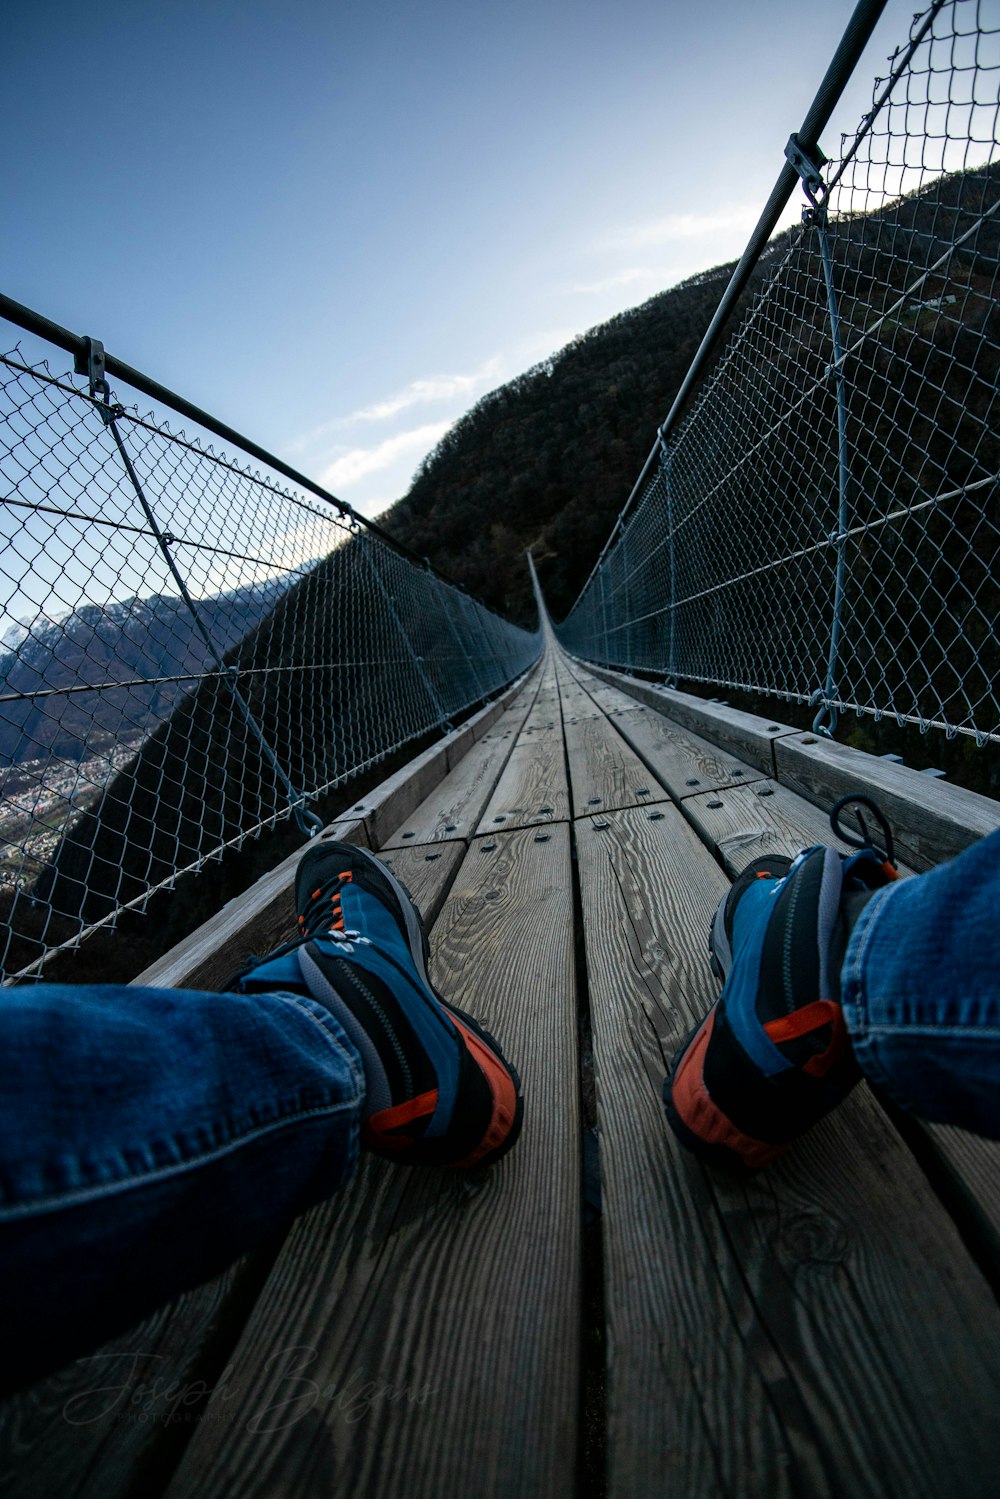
[0, 577, 293, 765]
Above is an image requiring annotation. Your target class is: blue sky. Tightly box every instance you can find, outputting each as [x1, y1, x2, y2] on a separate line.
[4, 0, 931, 520]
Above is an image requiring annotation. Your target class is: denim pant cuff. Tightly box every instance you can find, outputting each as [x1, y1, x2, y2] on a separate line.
[841, 831, 1000, 1137]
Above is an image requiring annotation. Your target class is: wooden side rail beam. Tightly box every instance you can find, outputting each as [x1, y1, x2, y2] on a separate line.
[575, 663, 1000, 871]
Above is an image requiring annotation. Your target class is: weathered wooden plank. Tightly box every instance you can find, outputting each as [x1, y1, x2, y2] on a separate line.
[163, 824, 581, 1499]
[561, 672, 651, 735]
[516, 718, 563, 742]
[382, 730, 519, 848]
[611, 706, 766, 803]
[350, 671, 539, 848]
[561, 671, 646, 718]
[577, 663, 797, 774]
[476, 737, 570, 833]
[133, 816, 368, 992]
[0, 1249, 274, 1499]
[515, 674, 561, 738]
[354, 737, 465, 850]
[916, 1121, 1000, 1272]
[555, 686, 598, 720]
[774, 732, 1000, 871]
[576, 804, 1000, 1499]
[562, 712, 669, 818]
[683, 780, 864, 876]
[440, 669, 535, 769]
[376, 840, 465, 926]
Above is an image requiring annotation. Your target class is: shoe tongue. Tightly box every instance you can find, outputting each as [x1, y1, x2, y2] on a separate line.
[841, 886, 876, 944]
[236, 948, 308, 994]
[843, 847, 892, 885]
[758, 846, 843, 1023]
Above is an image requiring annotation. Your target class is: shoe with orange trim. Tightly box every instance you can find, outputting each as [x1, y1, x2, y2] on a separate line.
[664, 805, 899, 1172]
[234, 841, 523, 1168]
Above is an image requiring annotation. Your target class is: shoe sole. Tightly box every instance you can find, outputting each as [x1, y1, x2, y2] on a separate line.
[662, 1012, 788, 1173]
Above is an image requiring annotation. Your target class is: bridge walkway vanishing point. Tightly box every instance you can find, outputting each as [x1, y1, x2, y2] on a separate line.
[3, 624, 1000, 1499]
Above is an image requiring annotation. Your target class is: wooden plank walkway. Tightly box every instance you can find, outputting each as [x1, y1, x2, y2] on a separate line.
[4, 646, 1000, 1499]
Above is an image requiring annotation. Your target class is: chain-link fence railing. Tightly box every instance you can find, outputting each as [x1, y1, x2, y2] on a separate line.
[557, 0, 999, 748]
[0, 348, 540, 981]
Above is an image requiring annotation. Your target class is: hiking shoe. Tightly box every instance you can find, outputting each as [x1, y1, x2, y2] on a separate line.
[236, 842, 523, 1168]
[664, 832, 898, 1171]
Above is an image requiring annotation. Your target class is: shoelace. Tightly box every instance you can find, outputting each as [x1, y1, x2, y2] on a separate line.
[829, 792, 896, 869]
[297, 868, 357, 941]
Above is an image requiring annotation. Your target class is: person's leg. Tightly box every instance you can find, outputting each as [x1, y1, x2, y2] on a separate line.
[841, 827, 1000, 1136]
[0, 981, 365, 1387]
[0, 838, 524, 1388]
[664, 820, 1000, 1170]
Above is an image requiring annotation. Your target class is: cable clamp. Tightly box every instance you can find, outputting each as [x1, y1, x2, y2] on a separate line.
[785, 134, 828, 206]
[809, 686, 838, 738]
[74, 336, 107, 396]
[74, 336, 114, 423]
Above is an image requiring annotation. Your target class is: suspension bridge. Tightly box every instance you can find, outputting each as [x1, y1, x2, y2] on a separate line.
[1, 0, 999, 1494]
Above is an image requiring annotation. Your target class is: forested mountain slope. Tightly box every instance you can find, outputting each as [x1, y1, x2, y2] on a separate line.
[382, 161, 999, 629]
[379, 245, 790, 625]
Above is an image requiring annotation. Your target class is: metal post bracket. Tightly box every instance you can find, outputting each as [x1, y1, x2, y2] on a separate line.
[74, 336, 108, 400]
[785, 134, 829, 203]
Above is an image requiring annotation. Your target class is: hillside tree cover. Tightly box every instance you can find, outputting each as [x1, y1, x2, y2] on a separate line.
[379, 247, 793, 625]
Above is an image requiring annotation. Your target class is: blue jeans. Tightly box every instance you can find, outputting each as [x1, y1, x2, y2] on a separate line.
[841, 826, 1000, 1136]
[0, 984, 365, 1388]
[1, 833, 998, 1387]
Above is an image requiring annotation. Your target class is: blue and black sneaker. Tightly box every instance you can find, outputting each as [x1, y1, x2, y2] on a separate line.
[664, 795, 899, 1171]
[233, 842, 524, 1169]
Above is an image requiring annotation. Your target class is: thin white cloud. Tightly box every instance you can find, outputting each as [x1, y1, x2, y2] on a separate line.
[511, 326, 581, 362]
[320, 420, 452, 491]
[603, 205, 762, 252]
[285, 357, 502, 456]
[348, 357, 503, 423]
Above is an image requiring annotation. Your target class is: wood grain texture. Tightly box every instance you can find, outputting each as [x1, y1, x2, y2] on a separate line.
[135, 684, 537, 992]
[575, 664, 798, 774]
[575, 804, 1000, 1499]
[163, 825, 581, 1499]
[382, 730, 519, 848]
[561, 712, 669, 818]
[441, 675, 523, 768]
[611, 707, 766, 803]
[683, 781, 866, 876]
[0, 1250, 274, 1499]
[562, 672, 648, 719]
[356, 738, 456, 850]
[681, 781, 917, 879]
[775, 733, 1000, 870]
[133, 817, 368, 992]
[356, 670, 538, 848]
[376, 841, 465, 927]
[475, 738, 570, 833]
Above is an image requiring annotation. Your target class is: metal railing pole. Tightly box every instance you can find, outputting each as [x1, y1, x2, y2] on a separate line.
[565, 0, 891, 612]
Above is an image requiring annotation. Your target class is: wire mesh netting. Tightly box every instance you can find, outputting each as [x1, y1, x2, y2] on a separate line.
[0, 356, 540, 980]
[557, 0, 1000, 746]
